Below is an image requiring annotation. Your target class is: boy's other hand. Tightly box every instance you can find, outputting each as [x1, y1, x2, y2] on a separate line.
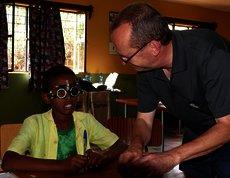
[60, 155, 88, 172]
[85, 149, 108, 169]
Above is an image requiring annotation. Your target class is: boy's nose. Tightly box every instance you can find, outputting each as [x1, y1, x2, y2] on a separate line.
[65, 91, 71, 99]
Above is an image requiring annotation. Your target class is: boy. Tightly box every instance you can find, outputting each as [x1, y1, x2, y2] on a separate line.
[2, 65, 128, 172]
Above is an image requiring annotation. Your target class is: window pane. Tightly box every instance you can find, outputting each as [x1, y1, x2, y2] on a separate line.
[61, 12, 85, 74]
[168, 24, 173, 30]
[7, 37, 12, 70]
[6, 5, 13, 70]
[14, 6, 27, 71]
[6, 5, 12, 35]
[175, 26, 188, 31]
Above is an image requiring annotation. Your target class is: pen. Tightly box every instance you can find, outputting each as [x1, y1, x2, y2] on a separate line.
[83, 130, 87, 155]
[78, 130, 87, 173]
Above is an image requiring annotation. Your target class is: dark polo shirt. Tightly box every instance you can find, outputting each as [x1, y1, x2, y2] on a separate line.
[137, 29, 230, 139]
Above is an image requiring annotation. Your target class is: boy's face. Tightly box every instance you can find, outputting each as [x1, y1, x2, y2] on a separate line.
[43, 74, 78, 118]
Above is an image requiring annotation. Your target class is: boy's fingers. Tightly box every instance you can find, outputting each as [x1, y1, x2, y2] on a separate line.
[86, 149, 93, 156]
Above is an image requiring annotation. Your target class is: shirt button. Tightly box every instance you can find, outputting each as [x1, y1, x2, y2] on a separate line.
[54, 141, 57, 144]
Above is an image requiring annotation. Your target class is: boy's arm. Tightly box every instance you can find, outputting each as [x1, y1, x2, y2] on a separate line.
[103, 139, 128, 161]
[86, 139, 128, 168]
[2, 151, 87, 172]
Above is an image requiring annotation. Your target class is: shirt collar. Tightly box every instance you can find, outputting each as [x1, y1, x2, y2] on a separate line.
[171, 30, 188, 74]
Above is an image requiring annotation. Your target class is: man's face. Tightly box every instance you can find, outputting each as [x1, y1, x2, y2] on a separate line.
[111, 23, 160, 72]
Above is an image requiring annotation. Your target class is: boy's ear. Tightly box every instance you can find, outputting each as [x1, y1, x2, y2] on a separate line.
[42, 92, 51, 104]
[150, 41, 161, 57]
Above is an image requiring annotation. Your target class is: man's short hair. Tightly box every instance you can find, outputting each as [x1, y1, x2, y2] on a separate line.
[110, 2, 172, 48]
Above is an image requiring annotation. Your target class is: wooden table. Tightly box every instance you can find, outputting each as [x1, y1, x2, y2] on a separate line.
[110, 90, 126, 97]
[0, 161, 196, 178]
[116, 98, 168, 152]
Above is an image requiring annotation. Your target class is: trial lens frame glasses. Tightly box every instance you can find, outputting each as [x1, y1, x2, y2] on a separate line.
[49, 83, 82, 99]
[118, 41, 151, 63]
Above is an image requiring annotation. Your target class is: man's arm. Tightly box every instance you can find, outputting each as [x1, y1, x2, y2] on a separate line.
[118, 114, 230, 177]
[173, 114, 230, 162]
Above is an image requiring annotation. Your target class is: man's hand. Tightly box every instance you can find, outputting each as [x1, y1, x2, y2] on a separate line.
[117, 144, 143, 176]
[118, 152, 177, 178]
[59, 155, 88, 172]
[85, 149, 108, 169]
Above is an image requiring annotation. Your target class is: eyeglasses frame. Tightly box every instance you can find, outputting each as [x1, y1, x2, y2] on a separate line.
[119, 41, 151, 63]
[49, 83, 82, 99]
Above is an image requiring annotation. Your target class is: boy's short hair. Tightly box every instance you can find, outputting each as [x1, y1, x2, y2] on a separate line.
[43, 65, 77, 93]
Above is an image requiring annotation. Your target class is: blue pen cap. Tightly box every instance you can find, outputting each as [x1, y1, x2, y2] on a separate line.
[83, 130, 87, 142]
[83, 130, 87, 155]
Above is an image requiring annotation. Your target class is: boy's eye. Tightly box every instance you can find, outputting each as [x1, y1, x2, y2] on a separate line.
[57, 89, 66, 97]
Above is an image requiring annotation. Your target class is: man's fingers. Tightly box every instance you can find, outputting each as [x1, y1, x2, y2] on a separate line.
[119, 152, 135, 164]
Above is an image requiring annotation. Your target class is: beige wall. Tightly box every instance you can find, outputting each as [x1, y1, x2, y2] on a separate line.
[48, 0, 230, 74]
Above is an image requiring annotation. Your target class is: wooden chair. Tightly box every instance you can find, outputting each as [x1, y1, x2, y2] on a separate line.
[0, 123, 23, 160]
[148, 118, 162, 147]
[106, 117, 162, 146]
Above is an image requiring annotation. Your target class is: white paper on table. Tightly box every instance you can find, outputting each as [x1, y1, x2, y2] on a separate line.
[105, 72, 118, 90]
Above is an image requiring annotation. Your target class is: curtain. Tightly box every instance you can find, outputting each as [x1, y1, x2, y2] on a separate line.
[28, 5, 65, 92]
[0, 2, 9, 90]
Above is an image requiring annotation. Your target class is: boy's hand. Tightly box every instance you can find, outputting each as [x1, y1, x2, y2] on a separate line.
[85, 149, 108, 169]
[60, 155, 88, 172]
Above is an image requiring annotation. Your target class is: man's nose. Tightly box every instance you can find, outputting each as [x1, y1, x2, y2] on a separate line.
[122, 61, 127, 65]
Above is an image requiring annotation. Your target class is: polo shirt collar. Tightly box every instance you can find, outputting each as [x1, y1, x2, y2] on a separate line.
[153, 31, 188, 81]
[171, 30, 187, 74]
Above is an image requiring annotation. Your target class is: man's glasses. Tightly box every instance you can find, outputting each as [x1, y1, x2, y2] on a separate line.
[119, 41, 151, 63]
[49, 83, 82, 99]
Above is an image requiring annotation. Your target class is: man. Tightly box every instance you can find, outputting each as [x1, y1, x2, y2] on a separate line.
[110, 2, 230, 178]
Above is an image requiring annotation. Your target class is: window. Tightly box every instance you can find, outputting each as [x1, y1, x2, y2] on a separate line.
[6, 3, 87, 73]
[168, 24, 196, 31]
[61, 11, 85, 73]
[166, 17, 217, 31]
[6, 4, 29, 71]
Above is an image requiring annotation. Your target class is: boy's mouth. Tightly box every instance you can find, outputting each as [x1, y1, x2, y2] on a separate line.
[65, 104, 73, 108]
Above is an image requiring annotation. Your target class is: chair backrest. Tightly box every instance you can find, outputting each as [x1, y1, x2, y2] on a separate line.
[106, 117, 162, 146]
[75, 90, 88, 113]
[106, 117, 135, 145]
[0, 123, 23, 160]
[88, 91, 111, 126]
[149, 118, 162, 146]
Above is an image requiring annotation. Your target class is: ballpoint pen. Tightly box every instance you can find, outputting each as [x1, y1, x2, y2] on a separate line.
[79, 130, 87, 174]
[83, 130, 87, 155]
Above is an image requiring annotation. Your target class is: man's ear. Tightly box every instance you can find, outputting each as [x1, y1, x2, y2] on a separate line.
[150, 41, 161, 57]
[42, 92, 51, 104]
